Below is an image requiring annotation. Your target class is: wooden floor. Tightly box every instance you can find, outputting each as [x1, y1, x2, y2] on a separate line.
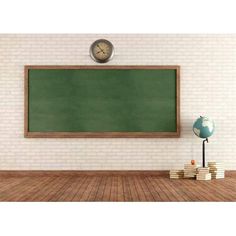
[0, 171, 236, 201]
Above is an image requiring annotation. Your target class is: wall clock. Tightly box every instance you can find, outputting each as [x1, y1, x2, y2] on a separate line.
[90, 39, 114, 63]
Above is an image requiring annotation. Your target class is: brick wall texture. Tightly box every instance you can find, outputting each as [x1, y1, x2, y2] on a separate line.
[0, 34, 236, 170]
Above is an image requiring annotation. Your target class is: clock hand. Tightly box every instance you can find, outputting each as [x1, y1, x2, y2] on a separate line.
[97, 45, 102, 50]
[97, 45, 105, 54]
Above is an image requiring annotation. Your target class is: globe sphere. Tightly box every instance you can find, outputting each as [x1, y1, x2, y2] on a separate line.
[193, 116, 215, 139]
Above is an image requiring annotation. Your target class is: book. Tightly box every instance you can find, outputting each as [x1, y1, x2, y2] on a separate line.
[184, 175, 195, 178]
[197, 170, 209, 174]
[197, 167, 210, 171]
[197, 167, 209, 174]
[208, 164, 224, 168]
[208, 167, 225, 170]
[196, 173, 211, 180]
[197, 177, 211, 180]
[211, 175, 225, 178]
[208, 163, 224, 166]
[208, 161, 224, 165]
[169, 169, 184, 179]
[207, 161, 225, 179]
[210, 171, 225, 173]
[197, 173, 211, 180]
[184, 165, 198, 169]
[211, 173, 225, 175]
[209, 168, 224, 171]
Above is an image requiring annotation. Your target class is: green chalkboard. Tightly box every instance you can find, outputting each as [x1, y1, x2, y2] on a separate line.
[24, 66, 180, 138]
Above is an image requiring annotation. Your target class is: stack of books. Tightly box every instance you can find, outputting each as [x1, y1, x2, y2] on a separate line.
[169, 170, 184, 179]
[196, 167, 212, 180]
[184, 164, 198, 178]
[208, 162, 225, 179]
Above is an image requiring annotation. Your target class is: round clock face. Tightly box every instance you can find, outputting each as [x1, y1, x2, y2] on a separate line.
[90, 39, 114, 63]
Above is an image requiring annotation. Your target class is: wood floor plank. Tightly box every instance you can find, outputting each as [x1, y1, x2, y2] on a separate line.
[0, 171, 236, 202]
[35, 177, 68, 201]
[200, 179, 235, 201]
[158, 178, 179, 201]
[218, 177, 236, 190]
[72, 177, 92, 201]
[157, 178, 178, 201]
[0, 177, 22, 191]
[172, 180, 196, 201]
[102, 176, 113, 201]
[94, 176, 107, 201]
[117, 176, 125, 201]
[87, 177, 103, 201]
[58, 176, 87, 201]
[147, 176, 170, 201]
[48, 177, 75, 201]
[39, 177, 70, 201]
[0, 177, 30, 199]
[77, 177, 98, 201]
[136, 176, 155, 201]
[180, 179, 210, 201]
[126, 176, 140, 201]
[192, 179, 228, 201]
[110, 176, 118, 201]
[133, 176, 146, 201]
[9, 177, 51, 201]
[79, 176, 97, 202]
[0, 177, 37, 201]
[160, 178, 189, 201]
[122, 176, 133, 201]
[19, 177, 56, 201]
[213, 178, 236, 198]
[28, 177, 62, 201]
[193, 179, 229, 201]
[143, 176, 162, 201]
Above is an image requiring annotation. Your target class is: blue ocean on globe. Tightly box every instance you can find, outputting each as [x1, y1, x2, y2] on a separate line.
[193, 116, 215, 139]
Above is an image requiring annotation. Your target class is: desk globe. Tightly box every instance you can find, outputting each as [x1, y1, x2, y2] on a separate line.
[193, 116, 215, 167]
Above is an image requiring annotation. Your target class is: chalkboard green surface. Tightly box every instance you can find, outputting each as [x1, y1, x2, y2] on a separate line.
[25, 66, 180, 138]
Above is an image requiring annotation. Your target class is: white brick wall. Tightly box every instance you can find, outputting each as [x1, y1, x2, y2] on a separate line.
[0, 34, 236, 170]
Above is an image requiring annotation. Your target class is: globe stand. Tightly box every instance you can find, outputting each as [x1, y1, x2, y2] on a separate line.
[202, 138, 208, 167]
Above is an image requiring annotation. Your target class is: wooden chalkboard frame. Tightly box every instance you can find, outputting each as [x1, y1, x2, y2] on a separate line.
[24, 65, 180, 138]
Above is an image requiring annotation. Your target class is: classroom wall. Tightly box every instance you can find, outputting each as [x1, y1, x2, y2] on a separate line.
[0, 34, 236, 170]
